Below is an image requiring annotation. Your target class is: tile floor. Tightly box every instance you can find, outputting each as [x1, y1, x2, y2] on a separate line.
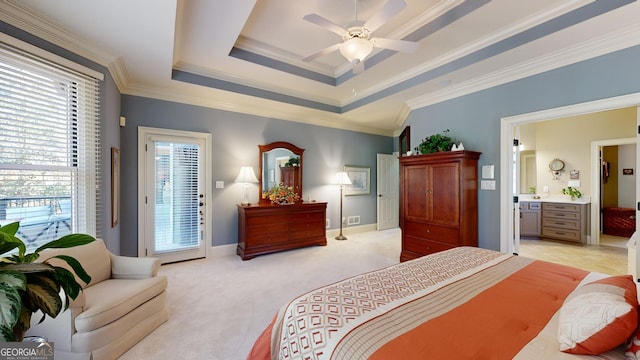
[518, 234, 628, 275]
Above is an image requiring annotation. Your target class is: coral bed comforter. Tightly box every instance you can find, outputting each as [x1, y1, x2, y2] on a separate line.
[248, 247, 627, 360]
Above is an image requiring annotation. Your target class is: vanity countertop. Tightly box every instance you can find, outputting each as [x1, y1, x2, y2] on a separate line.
[518, 194, 591, 205]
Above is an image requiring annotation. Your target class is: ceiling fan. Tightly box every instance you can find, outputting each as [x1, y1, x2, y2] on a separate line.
[302, 0, 418, 74]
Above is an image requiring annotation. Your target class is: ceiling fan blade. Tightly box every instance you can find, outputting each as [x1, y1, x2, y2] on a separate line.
[371, 37, 418, 53]
[364, 0, 407, 34]
[352, 59, 365, 74]
[303, 14, 347, 36]
[302, 43, 342, 62]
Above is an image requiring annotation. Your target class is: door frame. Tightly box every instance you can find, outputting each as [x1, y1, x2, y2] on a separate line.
[137, 126, 213, 260]
[591, 138, 637, 245]
[500, 92, 640, 254]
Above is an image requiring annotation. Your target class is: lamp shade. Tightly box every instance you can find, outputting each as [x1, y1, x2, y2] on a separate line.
[339, 38, 373, 63]
[334, 172, 352, 186]
[235, 166, 258, 183]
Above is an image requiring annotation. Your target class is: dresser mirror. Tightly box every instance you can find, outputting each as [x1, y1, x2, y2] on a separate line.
[259, 141, 304, 203]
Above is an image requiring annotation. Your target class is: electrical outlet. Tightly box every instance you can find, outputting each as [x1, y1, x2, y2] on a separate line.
[342, 217, 346, 225]
[326, 219, 330, 229]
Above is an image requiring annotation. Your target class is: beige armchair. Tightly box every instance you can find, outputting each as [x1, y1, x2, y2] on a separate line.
[26, 239, 168, 360]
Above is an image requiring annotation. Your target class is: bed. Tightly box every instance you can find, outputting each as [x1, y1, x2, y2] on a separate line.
[248, 247, 639, 359]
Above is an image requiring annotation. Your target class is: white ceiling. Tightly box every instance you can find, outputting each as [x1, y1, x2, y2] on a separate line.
[1, 0, 639, 136]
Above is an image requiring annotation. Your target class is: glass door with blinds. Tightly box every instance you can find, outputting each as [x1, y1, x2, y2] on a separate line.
[140, 129, 210, 263]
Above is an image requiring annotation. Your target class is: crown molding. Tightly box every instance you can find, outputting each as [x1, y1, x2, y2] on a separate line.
[0, 0, 116, 68]
[407, 22, 640, 110]
[393, 103, 412, 132]
[122, 82, 393, 136]
[172, 61, 344, 107]
[107, 56, 131, 92]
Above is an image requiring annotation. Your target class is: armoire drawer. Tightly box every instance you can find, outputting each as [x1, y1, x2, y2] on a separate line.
[403, 235, 454, 255]
[403, 221, 459, 245]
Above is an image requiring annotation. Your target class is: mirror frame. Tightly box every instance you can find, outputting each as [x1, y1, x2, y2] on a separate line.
[258, 141, 305, 204]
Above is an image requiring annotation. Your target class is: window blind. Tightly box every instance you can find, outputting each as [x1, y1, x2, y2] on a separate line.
[153, 141, 200, 251]
[0, 42, 101, 248]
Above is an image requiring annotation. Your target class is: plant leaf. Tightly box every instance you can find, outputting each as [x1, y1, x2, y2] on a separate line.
[0, 325, 14, 342]
[0, 232, 24, 258]
[0, 263, 56, 274]
[49, 255, 91, 286]
[0, 270, 26, 290]
[0, 283, 22, 340]
[0, 222, 19, 236]
[24, 275, 62, 318]
[51, 267, 82, 308]
[35, 234, 95, 253]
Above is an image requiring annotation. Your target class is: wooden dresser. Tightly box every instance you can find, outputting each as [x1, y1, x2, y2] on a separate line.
[237, 202, 327, 260]
[400, 151, 481, 262]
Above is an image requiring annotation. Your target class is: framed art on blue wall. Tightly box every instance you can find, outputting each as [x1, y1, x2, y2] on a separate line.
[344, 165, 370, 196]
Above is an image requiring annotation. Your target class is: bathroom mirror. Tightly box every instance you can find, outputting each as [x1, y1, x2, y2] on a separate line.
[520, 150, 537, 193]
[258, 141, 304, 203]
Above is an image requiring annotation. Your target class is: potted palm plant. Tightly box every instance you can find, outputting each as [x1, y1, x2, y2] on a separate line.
[0, 222, 94, 341]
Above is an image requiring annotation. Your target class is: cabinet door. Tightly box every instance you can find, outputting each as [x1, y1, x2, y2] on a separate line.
[404, 165, 428, 220]
[520, 211, 541, 236]
[430, 162, 460, 226]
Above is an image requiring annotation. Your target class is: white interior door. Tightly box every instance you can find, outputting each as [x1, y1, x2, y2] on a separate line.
[377, 153, 399, 230]
[138, 127, 212, 263]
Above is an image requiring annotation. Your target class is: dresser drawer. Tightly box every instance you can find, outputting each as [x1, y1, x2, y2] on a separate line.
[246, 215, 289, 226]
[403, 236, 453, 255]
[291, 211, 324, 222]
[247, 222, 288, 236]
[289, 219, 325, 232]
[246, 231, 290, 246]
[542, 218, 580, 230]
[543, 210, 580, 221]
[290, 227, 325, 240]
[541, 227, 581, 242]
[542, 203, 580, 212]
[404, 221, 459, 245]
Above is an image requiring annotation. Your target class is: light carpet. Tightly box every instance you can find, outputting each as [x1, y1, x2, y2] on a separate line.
[119, 228, 401, 360]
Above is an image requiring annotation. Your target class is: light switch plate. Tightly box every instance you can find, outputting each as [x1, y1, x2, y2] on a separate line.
[481, 180, 496, 190]
[215, 181, 224, 189]
[481, 165, 495, 179]
[567, 180, 580, 188]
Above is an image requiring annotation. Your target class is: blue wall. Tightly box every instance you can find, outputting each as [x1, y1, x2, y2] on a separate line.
[119, 96, 393, 255]
[405, 45, 640, 251]
[6, 18, 640, 256]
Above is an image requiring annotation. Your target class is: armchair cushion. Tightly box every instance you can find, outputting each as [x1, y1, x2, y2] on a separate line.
[109, 253, 160, 279]
[75, 276, 167, 332]
[40, 238, 112, 288]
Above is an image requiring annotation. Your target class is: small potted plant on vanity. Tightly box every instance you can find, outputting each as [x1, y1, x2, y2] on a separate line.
[561, 186, 582, 201]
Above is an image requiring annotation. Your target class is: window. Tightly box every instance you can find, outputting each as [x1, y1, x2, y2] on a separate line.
[0, 41, 101, 250]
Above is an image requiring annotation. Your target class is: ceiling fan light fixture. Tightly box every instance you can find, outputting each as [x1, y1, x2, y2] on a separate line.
[339, 37, 373, 63]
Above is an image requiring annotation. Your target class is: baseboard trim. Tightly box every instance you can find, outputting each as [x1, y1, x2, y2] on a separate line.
[326, 223, 377, 238]
[208, 223, 380, 258]
[209, 243, 237, 258]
